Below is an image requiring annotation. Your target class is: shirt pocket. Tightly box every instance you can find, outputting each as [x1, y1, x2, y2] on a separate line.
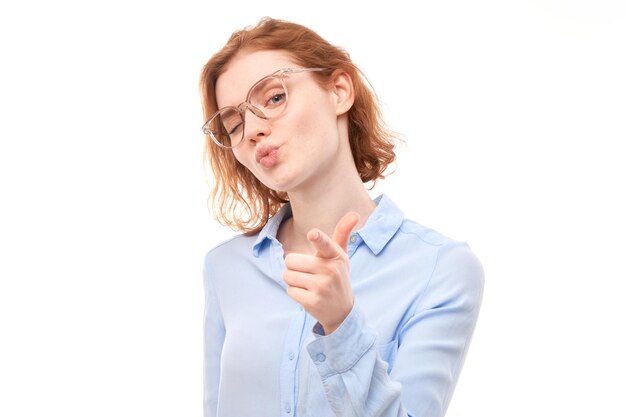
[377, 339, 399, 374]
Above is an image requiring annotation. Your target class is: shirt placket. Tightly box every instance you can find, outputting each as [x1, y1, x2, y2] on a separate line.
[279, 307, 308, 416]
[271, 238, 309, 416]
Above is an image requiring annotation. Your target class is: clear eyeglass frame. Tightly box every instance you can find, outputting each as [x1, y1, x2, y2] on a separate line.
[202, 67, 328, 149]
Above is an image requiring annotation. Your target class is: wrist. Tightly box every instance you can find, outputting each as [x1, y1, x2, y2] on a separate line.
[321, 299, 354, 335]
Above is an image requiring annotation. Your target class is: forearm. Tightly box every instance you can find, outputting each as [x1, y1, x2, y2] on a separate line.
[307, 302, 410, 417]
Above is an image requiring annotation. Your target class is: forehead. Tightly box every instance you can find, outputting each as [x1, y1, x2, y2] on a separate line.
[215, 50, 298, 108]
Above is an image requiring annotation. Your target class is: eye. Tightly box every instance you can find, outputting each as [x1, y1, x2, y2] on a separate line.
[268, 93, 286, 105]
[220, 109, 243, 135]
[228, 122, 243, 135]
[263, 88, 286, 108]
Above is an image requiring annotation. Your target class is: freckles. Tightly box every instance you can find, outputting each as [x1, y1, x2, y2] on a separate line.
[286, 107, 325, 142]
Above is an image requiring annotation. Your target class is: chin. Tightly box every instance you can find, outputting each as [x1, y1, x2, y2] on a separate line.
[265, 180, 293, 194]
[256, 175, 291, 194]
[258, 166, 300, 194]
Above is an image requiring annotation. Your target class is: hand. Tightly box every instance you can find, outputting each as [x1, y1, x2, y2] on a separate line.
[283, 212, 360, 335]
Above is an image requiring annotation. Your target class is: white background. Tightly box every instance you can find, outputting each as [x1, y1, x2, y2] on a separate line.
[1, 1, 625, 416]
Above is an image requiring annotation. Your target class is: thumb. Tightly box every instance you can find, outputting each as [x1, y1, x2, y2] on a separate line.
[332, 212, 360, 254]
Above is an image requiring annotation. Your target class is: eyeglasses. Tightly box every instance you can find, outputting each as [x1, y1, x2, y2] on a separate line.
[202, 67, 328, 149]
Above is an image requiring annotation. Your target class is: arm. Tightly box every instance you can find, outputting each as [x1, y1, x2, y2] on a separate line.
[203, 262, 226, 417]
[306, 242, 484, 417]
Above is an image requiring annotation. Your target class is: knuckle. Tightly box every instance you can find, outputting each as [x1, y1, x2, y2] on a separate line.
[310, 295, 322, 309]
[317, 278, 333, 295]
[308, 278, 319, 292]
[315, 280, 327, 294]
[328, 264, 341, 278]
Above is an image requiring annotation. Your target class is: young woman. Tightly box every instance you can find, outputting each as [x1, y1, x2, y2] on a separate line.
[200, 18, 484, 417]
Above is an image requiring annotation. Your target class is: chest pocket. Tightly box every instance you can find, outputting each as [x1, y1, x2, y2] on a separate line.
[377, 339, 399, 374]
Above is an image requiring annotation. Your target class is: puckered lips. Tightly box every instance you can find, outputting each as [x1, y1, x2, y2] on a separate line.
[255, 144, 280, 168]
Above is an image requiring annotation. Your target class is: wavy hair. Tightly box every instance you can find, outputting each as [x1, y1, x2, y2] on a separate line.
[200, 17, 397, 236]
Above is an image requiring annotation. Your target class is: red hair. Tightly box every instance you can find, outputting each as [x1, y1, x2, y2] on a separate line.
[200, 17, 397, 235]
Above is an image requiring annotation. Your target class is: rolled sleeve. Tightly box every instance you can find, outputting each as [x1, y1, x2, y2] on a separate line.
[307, 302, 377, 378]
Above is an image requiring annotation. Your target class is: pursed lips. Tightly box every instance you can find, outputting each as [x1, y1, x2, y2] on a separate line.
[255, 144, 280, 164]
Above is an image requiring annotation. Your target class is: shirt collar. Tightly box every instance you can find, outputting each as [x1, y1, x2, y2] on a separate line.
[252, 203, 293, 257]
[356, 194, 405, 255]
[251, 194, 404, 257]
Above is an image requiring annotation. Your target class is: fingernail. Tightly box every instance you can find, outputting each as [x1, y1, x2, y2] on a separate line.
[312, 231, 320, 241]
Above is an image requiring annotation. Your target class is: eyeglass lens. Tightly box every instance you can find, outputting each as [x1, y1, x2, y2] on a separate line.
[209, 76, 287, 147]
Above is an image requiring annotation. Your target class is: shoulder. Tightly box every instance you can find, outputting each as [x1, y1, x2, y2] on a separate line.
[202, 233, 261, 296]
[388, 217, 471, 262]
[395, 218, 484, 298]
[398, 218, 480, 262]
[203, 233, 258, 269]
[397, 218, 455, 247]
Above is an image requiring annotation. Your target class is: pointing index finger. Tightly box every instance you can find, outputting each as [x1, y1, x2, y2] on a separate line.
[332, 212, 360, 253]
[307, 212, 360, 258]
[307, 228, 341, 259]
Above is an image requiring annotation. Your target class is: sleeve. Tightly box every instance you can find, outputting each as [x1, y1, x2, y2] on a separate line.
[203, 257, 226, 417]
[306, 242, 484, 417]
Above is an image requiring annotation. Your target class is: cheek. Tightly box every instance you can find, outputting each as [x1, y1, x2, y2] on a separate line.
[231, 153, 256, 180]
[232, 148, 244, 164]
[288, 96, 337, 141]
[295, 107, 339, 152]
[232, 147, 252, 169]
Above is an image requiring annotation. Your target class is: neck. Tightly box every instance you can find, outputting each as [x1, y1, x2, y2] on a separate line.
[278, 162, 377, 256]
[276, 116, 379, 255]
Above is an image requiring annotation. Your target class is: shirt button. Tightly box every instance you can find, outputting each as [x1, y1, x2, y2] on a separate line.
[285, 403, 291, 413]
[350, 234, 357, 243]
[316, 353, 326, 362]
[289, 352, 295, 360]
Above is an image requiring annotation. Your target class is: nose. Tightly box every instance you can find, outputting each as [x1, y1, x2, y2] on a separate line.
[241, 104, 271, 143]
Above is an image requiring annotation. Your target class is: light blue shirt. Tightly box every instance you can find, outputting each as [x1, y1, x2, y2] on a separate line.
[203, 194, 484, 417]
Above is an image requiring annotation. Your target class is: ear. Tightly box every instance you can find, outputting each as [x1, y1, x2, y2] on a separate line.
[330, 70, 355, 116]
